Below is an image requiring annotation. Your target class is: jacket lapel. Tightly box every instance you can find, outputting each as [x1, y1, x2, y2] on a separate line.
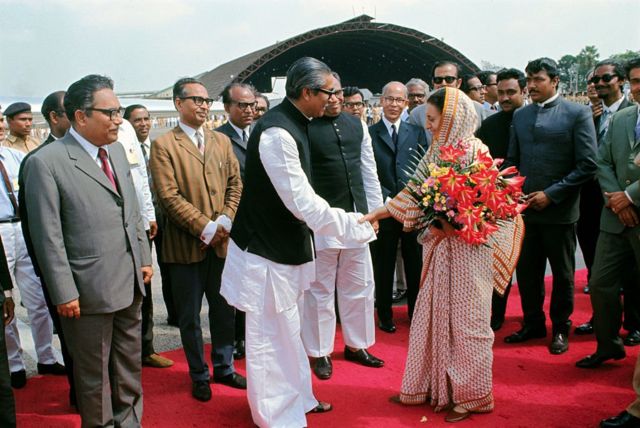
[66, 136, 120, 197]
[174, 126, 205, 164]
[397, 122, 410, 153]
[375, 122, 395, 153]
[629, 108, 639, 150]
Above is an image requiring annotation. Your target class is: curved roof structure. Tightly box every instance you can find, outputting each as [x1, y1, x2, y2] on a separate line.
[157, 15, 479, 99]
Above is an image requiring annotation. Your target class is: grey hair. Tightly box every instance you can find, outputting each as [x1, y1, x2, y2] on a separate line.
[285, 57, 332, 99]
[64, 75, 114, 123]
[381, 81, 408, 97]
[405, 78, 429, 93]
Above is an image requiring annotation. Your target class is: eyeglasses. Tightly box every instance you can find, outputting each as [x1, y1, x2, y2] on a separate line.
[485, 82, 498, 87]
[254, 107, 267, 113]
[86, 107, 125, 121]
[382, 96, 406, 105]
[230, 101, 257, 111]
[432, 76, 458, 84]
[468, 85, 486, 92]
[313, 87, 340, 98]
[408, 93, 426, 99]
[344, 101, 364, 108]
[180, 96, 214, 106]
[589, 74, 618, 84]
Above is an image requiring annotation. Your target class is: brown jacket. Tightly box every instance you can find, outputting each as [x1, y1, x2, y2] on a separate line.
[150, 125, 242, 263]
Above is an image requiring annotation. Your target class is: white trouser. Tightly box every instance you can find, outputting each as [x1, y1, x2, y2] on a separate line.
[302, 246, 375, 357]
[246, 275, 317, 428]
[1, 222, 56, 371]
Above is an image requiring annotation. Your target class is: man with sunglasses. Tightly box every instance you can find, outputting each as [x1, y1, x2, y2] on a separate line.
[150, 77, 244, 402]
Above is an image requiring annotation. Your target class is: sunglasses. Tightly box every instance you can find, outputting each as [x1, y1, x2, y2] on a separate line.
[589, 74, 618, 84]
[433, 76, 458, 84]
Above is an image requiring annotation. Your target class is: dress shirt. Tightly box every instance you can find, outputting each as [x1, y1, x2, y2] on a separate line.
[381, 115, 402, 139]
[228, 121, 251, 142]
[0, 147, 25, 220]
[536, 92, 561, 107]
[314, 121, 384, 251]
[222, 126, 376, 313]
[400, 108, 410, 122]
[69, 127, 111, 168]
[177, 120, 232, 244]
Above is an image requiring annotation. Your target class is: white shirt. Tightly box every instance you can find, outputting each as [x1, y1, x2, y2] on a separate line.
[228, 121, 250, 142]
[381, 115, 402, 138]
[537, 92, 561, 107]
[178, 120, 204, 149]
[314, 120, 384, 251]
[69, 127, 111, 168]
[221, 126, 376, 313]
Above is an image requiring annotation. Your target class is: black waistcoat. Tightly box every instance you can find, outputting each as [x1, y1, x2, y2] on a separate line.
[308, 113, 368, 214]
[230, 98, 314, 265]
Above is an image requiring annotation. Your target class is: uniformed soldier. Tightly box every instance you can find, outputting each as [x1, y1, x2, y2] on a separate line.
[3, 103, 40, 153]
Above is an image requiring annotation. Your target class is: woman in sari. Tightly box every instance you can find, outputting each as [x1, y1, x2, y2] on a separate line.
[363, 87, 524, 423]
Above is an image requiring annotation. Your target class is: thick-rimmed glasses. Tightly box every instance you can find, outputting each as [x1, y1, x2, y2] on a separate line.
[86, 107, 125, 121]
[382, 96, 406, 105]
[344, 101, 364, 108]
[313, 87, 340, 98]
[230, 101, 257, 111]
[180, 96, 214, 106]
[408, 93, 426, 99]
[588, 74, 618, 84]
[433, 76, 458, 84]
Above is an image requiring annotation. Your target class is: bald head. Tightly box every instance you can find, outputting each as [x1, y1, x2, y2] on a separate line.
[380, 81, 408, 122]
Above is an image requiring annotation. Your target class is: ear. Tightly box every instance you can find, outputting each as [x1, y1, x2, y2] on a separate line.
[74, 109, 87, 127]
[455, 79, 462, 89]
[224, 104, 231, 114]
[301, 87, 312, 101]
[551, 76, 560, 88]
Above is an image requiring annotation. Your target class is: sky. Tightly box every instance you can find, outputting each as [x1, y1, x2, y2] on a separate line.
[1, 0, 639, 97]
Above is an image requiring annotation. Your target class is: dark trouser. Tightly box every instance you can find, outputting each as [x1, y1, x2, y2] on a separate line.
[0, 294, 16, 428]
[590, 228, 640, 356]
[516, 222, 576, 335]
[41, 277, 75, 404]
[235, 310, 245, 342]
[155, 221, 177, 323]
[169, 251, 235, 382]
[372, 221, 422, 322]
[577, 179, 603, 280]
[142, 236, 155, 357]
[61, 293, 143, 428]
[491, 279, 513, 323]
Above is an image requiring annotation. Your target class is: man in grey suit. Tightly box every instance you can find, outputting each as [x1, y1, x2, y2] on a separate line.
[576, 58, 640, 370]
[22, 75, 153, 427]
[504, 58, 598, 355]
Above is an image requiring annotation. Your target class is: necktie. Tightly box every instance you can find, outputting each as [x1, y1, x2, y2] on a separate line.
[196, 131, 205, 155]
[598, 109, 610, 141]
[391, 124, 399, 150]
[0, 160, 19, 218]
[140, 143, 148, 163]
[97, 148, 118, 192]
[242, 130, 248, 143]
[635, 120, 640, 142]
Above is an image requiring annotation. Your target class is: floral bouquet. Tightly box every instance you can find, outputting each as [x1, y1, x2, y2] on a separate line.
[406, 143, 527, 245]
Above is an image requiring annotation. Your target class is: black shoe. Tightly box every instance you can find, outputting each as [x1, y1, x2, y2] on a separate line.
[307, 401, 333, 414]
[313, 356, 332, 380]
[549, 333, 569, 354]
[10, 370, 26, 389]
[233, 339, 246, 359]
[378, 320, 396, 333]
[576, 351, 626, 368]
[214, 372, 247, 389]
[600, 410, 640, 427]
[192, 380, 211, 402]
[37, 362, 66, 375]
[344, 347, 384, 368]
[490, 318, 504, 332]
[624, 330, 640, 346]
[504, 325, 547, 343]
[584, 285, 590, 294]
[574, 321, 594, 335]
[392, 289, 407, 303]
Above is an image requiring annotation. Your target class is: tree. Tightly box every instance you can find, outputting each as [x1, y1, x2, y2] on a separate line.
[575, 45, 600, 90]
[610, 50, 640, 63]
[557, 54, 577, 92]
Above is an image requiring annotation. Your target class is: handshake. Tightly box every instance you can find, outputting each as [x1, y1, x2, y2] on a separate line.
[200, 216, 232, 251]
[359, 205, 391, 232]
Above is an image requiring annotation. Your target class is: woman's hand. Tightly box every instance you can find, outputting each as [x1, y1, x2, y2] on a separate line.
[360, 205, 391, 225]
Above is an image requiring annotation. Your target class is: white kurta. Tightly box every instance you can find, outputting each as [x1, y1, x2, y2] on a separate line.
[302, 121, 384, 356]
[221, 125, 376, 428]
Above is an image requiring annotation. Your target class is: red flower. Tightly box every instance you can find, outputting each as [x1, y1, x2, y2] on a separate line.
[455, 202, 484, 228]
[437, 169, 467, 196]
[439, 145, 467, 163]
[475, 149, 493, 169]
[471, 168, 499, 194]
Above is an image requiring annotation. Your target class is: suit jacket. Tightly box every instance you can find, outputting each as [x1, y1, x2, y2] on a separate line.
[594, 98, 632, 144]
[409, 99, 492, 135]
[506, 96, 598, 224]
[150, 125, 242, 263]
[22, 134, 151, 314]
[0, 235, 12, 292]
[597, 105, 640, 234]
[369, 119, 428, 231]
[215, 121, 247, 180]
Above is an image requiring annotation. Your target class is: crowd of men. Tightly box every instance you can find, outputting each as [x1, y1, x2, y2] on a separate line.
[0, 54, 639, 428]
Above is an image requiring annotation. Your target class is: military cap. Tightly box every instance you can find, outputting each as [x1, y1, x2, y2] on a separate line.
[4, 102, 32, 117]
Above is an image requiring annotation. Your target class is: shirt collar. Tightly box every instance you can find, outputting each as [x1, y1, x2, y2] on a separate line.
[537, 92, 560, 107]
[602, 95, 625, 114]
[69, 127, 107, 160]
[381, 115, 402, 136]
[228, 121, 250, 140]
[178, 120, 203, 141]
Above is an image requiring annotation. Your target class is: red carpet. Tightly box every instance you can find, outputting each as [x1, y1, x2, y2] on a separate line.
[15, 269, 637, 427]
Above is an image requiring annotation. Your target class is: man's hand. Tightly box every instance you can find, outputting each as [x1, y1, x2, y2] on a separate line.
[142, 266, 153, 284]
[360, 206, 391, 225]
[617, 206, 640, 228]
[57, 299, 81, 319]
[526, 191, 552, 211]
[605, 191, 632, 214]
[371, 220, 380, 234]
[591, 102, 603, 119]
[210, 223, 229, 247]
[2, 297, 15, 326]
[148, 221, 158, 240]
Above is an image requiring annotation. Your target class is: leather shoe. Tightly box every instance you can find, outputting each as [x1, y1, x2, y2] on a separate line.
[601, 410, 640, 427]
[307, 401, 332, 413]
[344, 347, 384, 368]
[10, 370, 26, 389]
[214, 372, 247, 389]
[445, 406, 471, 423]
[574, 321, 594, 335]
[233, 339, 246, 359]
[378, 320, 396, 333]
[624, 330, 640, 347]
[504, 326, 546, 343]
[549, 333, 569, 354]
[576, 351, 626, 368]
[37, 362, 66, 375]
[142, 353, 174, 368]
[490, 317, 504, 332]
[192, 380, 211, 402]
[313, 356, 332, 380]
[392, 289, 407, 303]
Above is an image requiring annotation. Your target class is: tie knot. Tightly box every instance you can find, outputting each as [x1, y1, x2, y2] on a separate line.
[391, 124, 396, 131]
[98, 148, 108, 160]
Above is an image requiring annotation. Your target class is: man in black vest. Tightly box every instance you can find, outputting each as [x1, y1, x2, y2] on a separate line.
[302, 73, 385, 381]
[476, 68, 527, 331]
[0, 234, 16, 427]
[220, 57, 376, 428]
